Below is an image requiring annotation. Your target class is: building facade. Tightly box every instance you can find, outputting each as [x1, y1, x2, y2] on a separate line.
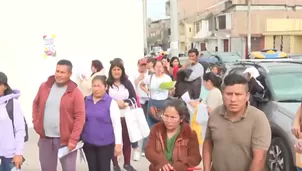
[190, 0, 302, 57]
[147, 18, 170, 50]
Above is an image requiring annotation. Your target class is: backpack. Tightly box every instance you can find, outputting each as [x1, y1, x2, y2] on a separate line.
[6, 99, 29, 142]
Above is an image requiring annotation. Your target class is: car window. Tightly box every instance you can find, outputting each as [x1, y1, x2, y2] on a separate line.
[269, 72, 302, 101]
[219, 55, 241, 63]
[229, 67, 246, 75]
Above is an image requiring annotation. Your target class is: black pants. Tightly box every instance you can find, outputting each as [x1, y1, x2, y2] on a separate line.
[83, 142, 114, 171]
[141, 101, 148, 117]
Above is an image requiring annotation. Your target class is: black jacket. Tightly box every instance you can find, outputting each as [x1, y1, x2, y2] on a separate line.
[174, 69, 201, 100]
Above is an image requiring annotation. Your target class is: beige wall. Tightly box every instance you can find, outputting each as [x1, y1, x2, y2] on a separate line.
[231, 10, 302, 36]
[292, 36, 302, 53]
[178, 0, 225, 19]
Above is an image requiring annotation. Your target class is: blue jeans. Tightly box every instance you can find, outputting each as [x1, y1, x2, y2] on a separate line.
[131, 142, 138, 149]
[141, 99, 165, 152]
[298, 167, 302, 171]
[0, 157, 14, 171]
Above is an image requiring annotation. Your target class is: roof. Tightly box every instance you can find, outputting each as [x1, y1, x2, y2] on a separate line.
[234, 61, 302, 74]
[261, 62, 302, 74]
[150, 18, 170, 24]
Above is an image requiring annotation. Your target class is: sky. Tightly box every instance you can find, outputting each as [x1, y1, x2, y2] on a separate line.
[147, 0, 167, 20]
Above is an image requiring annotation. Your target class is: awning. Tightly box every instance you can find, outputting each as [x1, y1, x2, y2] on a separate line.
[203, 31, 230, 40]
[192, 30, 207, 42]
[263, 31, 302, 36]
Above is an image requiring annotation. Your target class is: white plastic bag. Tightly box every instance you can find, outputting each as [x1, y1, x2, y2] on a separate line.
[195, 103, 209, 125]
[124, 98, 150, 142]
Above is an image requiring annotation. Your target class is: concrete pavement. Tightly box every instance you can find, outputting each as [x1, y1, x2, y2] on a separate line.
[22, 128, 150, 171]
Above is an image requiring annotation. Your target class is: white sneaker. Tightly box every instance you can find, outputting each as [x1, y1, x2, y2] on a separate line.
[141, 152, 145, 157]
[133, 151, 140, 161]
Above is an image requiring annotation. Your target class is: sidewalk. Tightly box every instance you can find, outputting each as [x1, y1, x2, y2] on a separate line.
[22, 129, 150, 171]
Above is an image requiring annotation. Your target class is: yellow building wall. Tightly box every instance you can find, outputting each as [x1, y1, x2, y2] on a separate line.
[186, 24, 195, 39]
[264, 36, 274, 49]
[292, 36, 302, 53]
[179, 22, 194, 52]
[266, 19, 302, 32]
[179, 42, 185, 52]
[265, 19, 302, 53]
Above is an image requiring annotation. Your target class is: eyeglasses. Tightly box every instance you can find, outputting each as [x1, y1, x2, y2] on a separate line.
[161, 114, 180, 121]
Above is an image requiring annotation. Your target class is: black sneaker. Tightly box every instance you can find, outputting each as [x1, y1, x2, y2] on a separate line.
[123, 164, 137, 171]
[113, 165, 121, 171]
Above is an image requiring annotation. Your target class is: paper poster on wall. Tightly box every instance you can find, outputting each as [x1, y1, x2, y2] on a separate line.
[43, 34, 56, 58]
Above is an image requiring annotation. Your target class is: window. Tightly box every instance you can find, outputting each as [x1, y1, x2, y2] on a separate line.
[208, 18, 214, 31]
[269, 72, 302, 101]
[228, 67, 247, 75]
[217, 15, 226, 30]
[196, 23, 200, 33]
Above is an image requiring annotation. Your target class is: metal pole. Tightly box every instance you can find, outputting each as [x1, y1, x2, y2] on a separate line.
[170, 0, 179, 57]
[142, 0, 148, 55]
[247, 0, 252, 55]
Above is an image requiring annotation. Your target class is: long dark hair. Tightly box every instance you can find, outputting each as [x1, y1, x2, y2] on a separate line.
[203, 72, 222, 89]
[164, 99, 190, 123]
[107, 61, 127, 87]
[91, 60, 104, 76]
[170, 56, 182, 68]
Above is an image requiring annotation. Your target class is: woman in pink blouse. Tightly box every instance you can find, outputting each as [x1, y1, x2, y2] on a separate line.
[107, 60, 137, 171]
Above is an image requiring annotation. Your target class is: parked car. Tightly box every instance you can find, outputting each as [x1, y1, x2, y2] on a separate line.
[289, 54, 302, 59]
[179, 51, 241, 75]
[210, 52, 242, 63]
[223, 59, 302, 171]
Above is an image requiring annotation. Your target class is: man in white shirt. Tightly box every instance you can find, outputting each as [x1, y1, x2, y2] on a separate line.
[130, 58, 149, 161]
[132, 58, 149, 111]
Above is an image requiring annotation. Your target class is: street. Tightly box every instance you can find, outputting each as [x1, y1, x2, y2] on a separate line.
[21, 128, 268, 171]
[22, 128, 150, 171]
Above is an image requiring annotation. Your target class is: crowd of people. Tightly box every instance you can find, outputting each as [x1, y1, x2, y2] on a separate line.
[1, 48, 302, 171]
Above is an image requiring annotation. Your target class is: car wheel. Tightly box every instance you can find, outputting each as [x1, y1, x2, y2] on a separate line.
[266, 137, 295, 171]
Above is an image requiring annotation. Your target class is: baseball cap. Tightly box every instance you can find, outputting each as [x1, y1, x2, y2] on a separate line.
[0, 72, 12, 94]
[138, 58, 147, 65]
[0, 72, 8, 84]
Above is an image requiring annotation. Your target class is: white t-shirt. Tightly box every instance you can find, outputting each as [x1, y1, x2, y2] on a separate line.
[131, 71, 149, 103]
[144, 74, 172, 100]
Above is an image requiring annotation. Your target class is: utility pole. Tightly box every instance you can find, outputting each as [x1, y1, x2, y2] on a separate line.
[170, 0, 179, 57]
[247, 0, 252, 55]
[142, 0, 148, 55]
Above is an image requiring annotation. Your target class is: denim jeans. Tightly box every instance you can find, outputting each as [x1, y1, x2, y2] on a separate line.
[131, 142, 138, 149]
[298, 167, 302, 171]
[0, 157, 14, 171]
